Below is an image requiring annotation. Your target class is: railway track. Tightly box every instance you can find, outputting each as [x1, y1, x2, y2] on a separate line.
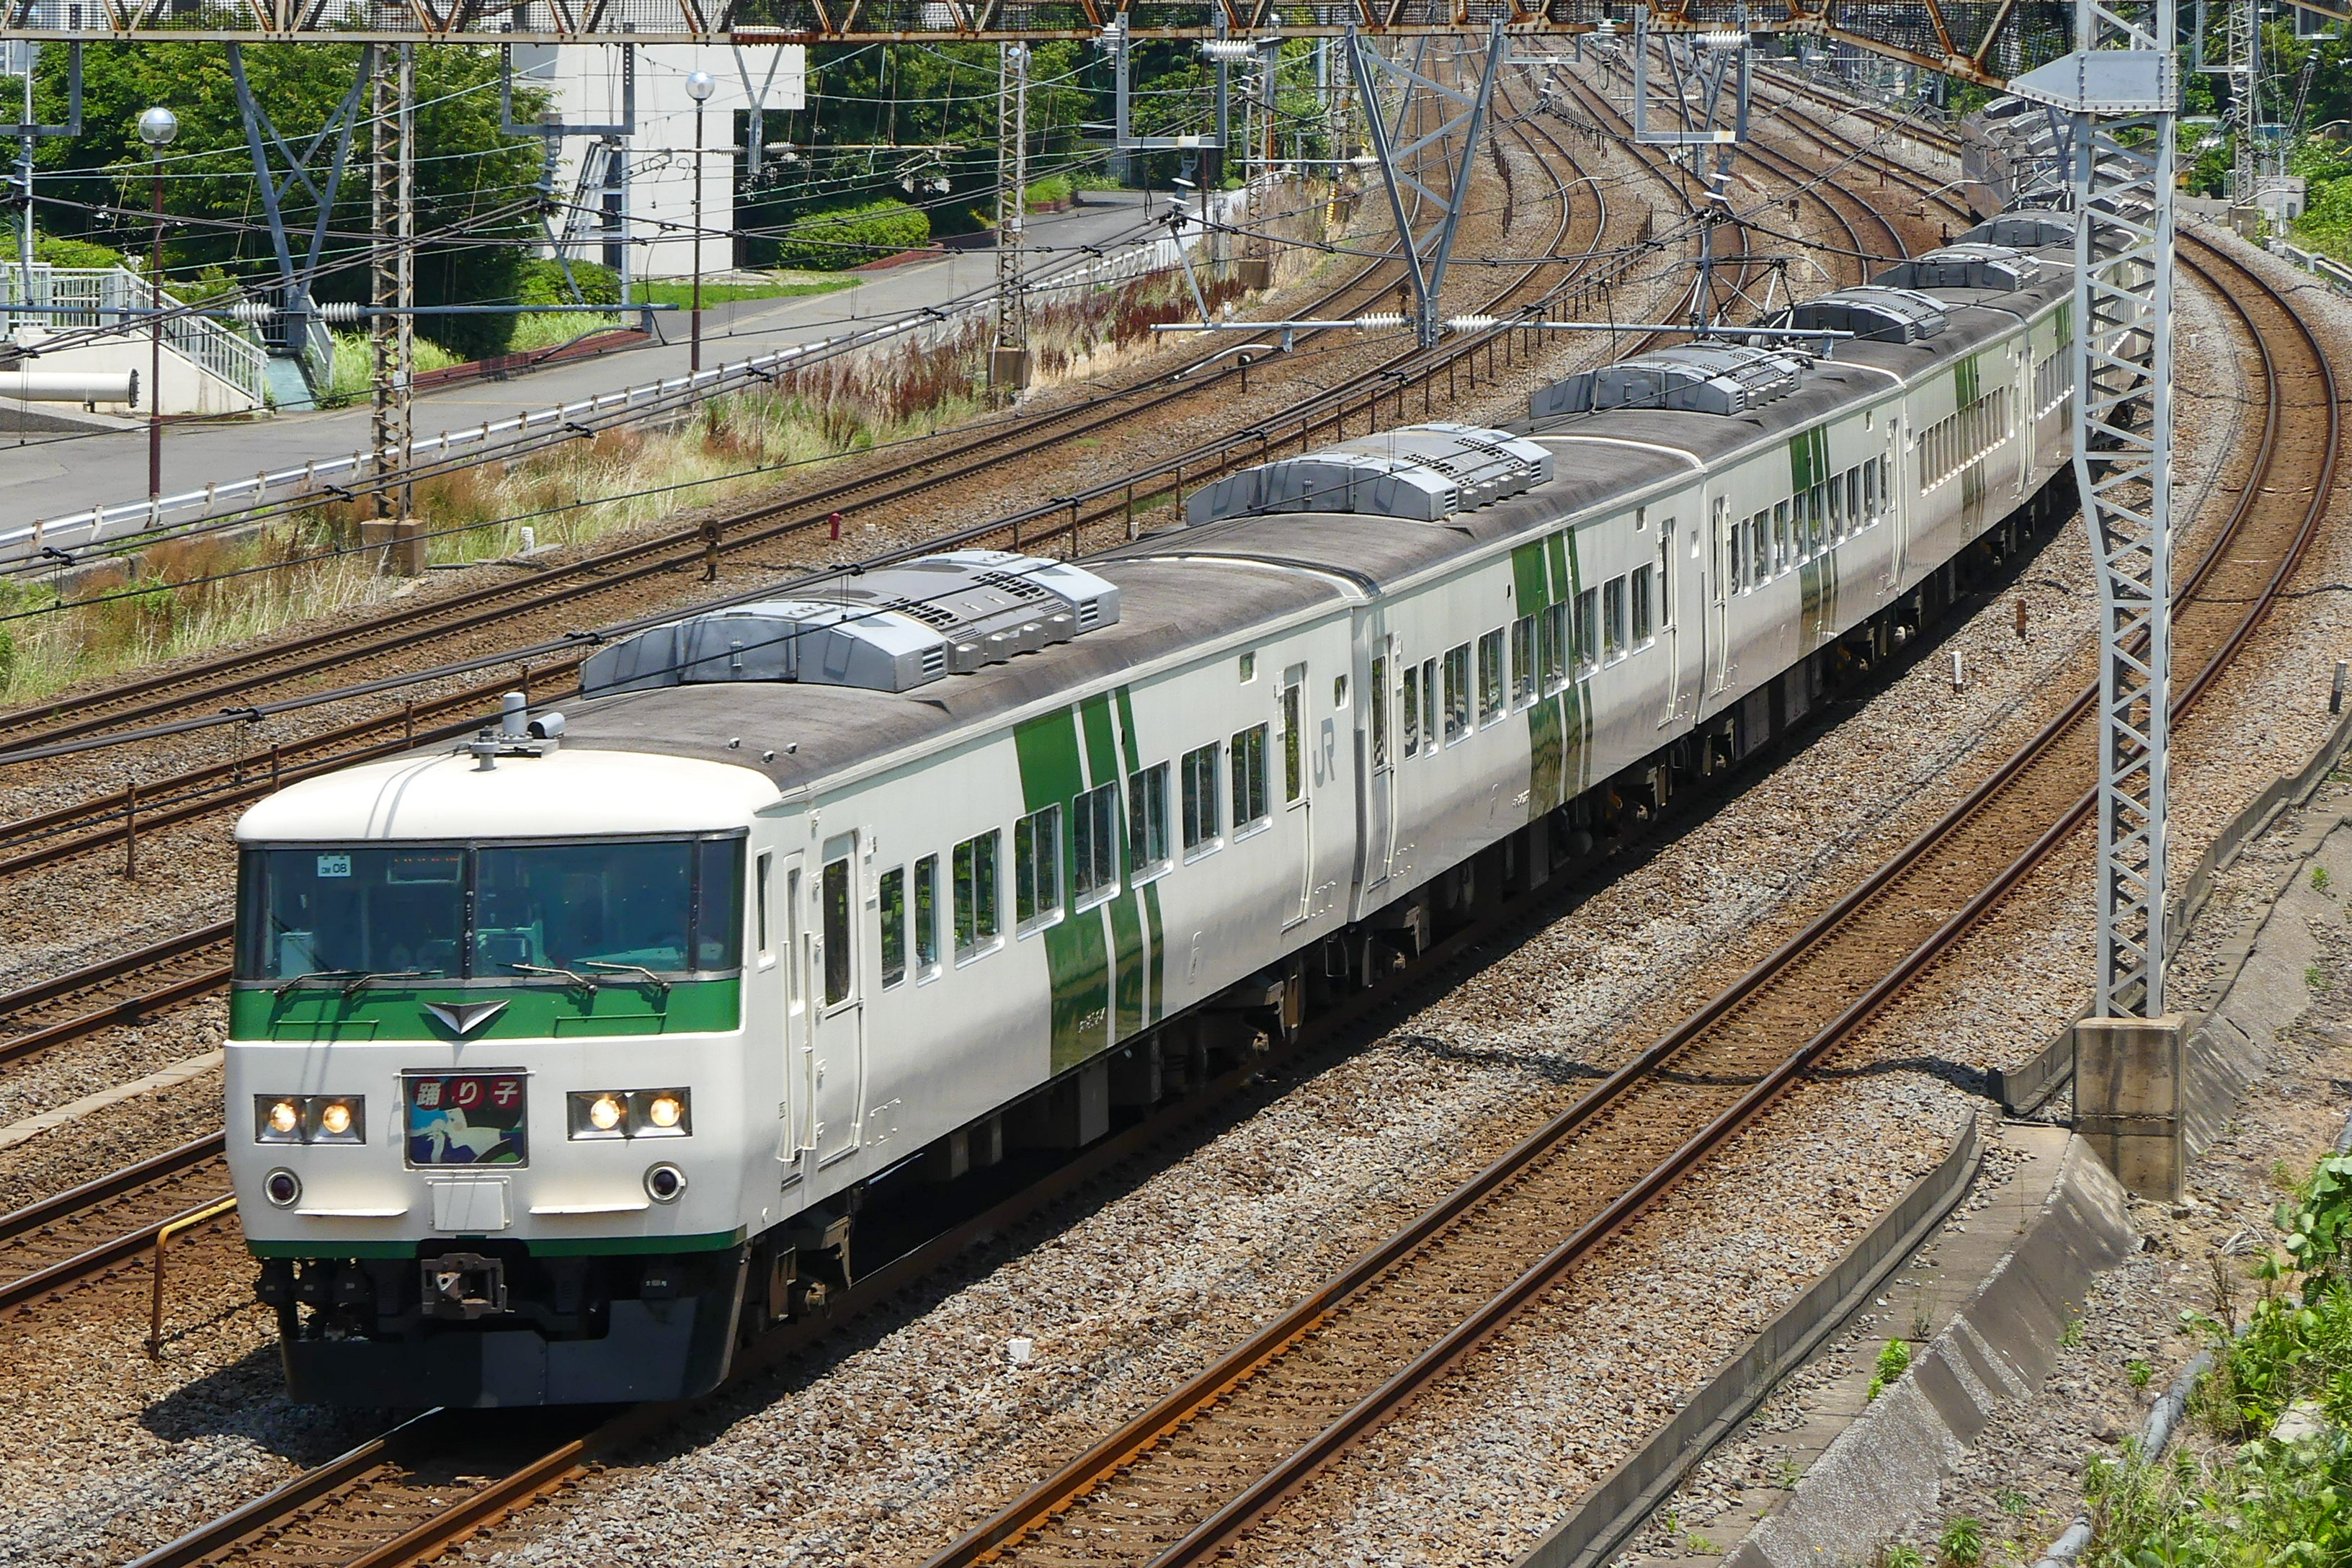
[0, 1135, 229, 1317]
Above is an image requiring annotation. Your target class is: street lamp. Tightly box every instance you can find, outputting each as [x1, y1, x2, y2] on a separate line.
[136, 104, 176, 502]
[686, 69, 713, 376]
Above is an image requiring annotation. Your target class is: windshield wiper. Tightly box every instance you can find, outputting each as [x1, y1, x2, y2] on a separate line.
[581, 961, 672, 998]
[342, 971, 428, 997]
[509, 962, 600, 994]
[273, 969, 362, 998]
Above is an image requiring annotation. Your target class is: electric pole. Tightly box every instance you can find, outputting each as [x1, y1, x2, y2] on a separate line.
[370, 43, 418, 575]
[989, 41, 1030, 396]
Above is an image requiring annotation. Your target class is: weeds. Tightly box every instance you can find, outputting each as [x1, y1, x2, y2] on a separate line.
[1868, 1337, 1912, 1400]
[1878, 1544, 1926, 1568]
[2307, 963, 2330, 991]
[2126, 1359, 2154, 1389]
[2313, 865, 2333, 894]
[2060, 1314, 2085, 1349]
[1937, 1515, 1984, 1568]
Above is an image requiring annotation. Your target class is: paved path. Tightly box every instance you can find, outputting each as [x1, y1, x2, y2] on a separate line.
[0, 192, 1172, 551]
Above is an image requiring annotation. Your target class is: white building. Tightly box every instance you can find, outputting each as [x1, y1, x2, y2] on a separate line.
[512, 44, 806, 282]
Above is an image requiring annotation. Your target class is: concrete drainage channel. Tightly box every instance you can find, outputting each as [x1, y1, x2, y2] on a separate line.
[1505, 708, 2352, 1568]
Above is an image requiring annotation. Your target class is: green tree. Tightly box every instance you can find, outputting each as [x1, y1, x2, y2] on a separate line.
[22, 42, 547, 355]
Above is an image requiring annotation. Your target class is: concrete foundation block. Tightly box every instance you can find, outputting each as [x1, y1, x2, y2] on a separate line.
[2073, 1014, 2186, 1201]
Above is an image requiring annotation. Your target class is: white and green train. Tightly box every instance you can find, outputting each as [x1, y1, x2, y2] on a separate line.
[227, 214, 2080, 1407]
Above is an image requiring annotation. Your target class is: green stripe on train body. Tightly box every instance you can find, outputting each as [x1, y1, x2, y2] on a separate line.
[1113, 685, 1166, 1028]
[1790, 427, 1838, 649]
[1079, 694, 1148, 1048]
[1015, 707, 1110, 1073]
[228, 977, 742, 1042]
[1516, 526, 1592, 813]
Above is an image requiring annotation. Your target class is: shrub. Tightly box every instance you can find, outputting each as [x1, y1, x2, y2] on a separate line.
[1023, 173, 1073, 208]
[514, 257, 621, 308]
[32, 231, 125, 270]
[772, 200, 930, 271]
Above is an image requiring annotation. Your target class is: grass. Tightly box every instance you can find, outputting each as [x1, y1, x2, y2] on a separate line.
[318, 331, 462, 407]
[635, 274, 857, 310]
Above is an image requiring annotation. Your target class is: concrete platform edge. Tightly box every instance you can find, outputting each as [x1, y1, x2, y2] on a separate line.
[1718, 1136, 2137, 1568]
[1511, 1116, 1986, 1568]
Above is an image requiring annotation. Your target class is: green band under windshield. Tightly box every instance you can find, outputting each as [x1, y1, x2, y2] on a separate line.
[228, 976, 741, 1042]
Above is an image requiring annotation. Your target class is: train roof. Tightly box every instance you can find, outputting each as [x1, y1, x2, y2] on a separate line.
[544, 252, 2072, 803]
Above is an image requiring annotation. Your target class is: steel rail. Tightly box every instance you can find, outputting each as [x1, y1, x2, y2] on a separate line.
[0, 1135, 230, 1313]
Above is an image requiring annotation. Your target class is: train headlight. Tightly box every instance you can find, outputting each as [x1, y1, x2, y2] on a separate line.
[567, 1089, 691, 1140]
[254, 1095, 365, 1145]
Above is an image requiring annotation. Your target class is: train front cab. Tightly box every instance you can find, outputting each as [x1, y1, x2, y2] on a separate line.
[226, 807, 765, 1409]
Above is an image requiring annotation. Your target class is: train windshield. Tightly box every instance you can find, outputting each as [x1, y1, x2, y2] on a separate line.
[236, 838, 744, 982]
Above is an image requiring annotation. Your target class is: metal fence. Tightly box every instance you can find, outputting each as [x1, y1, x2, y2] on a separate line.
[1, 263, 272, 405]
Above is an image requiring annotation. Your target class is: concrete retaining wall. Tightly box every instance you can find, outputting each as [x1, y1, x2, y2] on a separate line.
[1511, 1118, 1986, 1568]
[1721, 1136, 2137, 1568]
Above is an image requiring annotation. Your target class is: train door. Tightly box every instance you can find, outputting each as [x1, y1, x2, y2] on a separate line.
[1708, 497, 1732, 695]
[1365, 640, 1395, 891]
[808, 833, 865, 1168]
[768, 848, 806, 1171]
[1657, 521, 1680, 728]
[1278, 662, 1314, 927]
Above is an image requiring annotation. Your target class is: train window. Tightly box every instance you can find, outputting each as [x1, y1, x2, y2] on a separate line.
[1129, 765, 1172, 880]
[914, 855, 940, 976]
[1476, 630, 1505, 726]
[1370, 656, 1390, 766]
[878, 867, 906, 989]
[1631, 566, 1654, 645]
[1182, 743, 1222, 855]
[1443, 644, 1471, 742]
[1603, 577, 1627, 663]
[473, 841, 699, 976]
[821, 855, 852, 1007]
[1420, 661, 1437, 748]
[1231, 724, 1270, 831]
[1072, 783, 1119, 904]
[1809, 485, 1828, 555]
[1332, 674, 1348, 709]
[1399, 659, 1420, 757]
[755, 851, 774, 958]
[695, 839, 744, 969]
[1014, 804, 1064, 932]
[1573, 590, 1598, 675]
[953, 832, 1000, 960]
[1239, 652, 1257, 683]
[1510, 617, 1536, 706]
[1828, 471, 1845, 538]
[1280, 677, 1304, 803]
[1540, 602, 1568, 693]
[1771, 502, 1790, 576]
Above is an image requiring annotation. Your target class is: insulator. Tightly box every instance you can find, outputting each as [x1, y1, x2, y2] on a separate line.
[1701, 29, 1750, 48]
[1351, 313, 1407, 330]
[1200, 40, 1255, 61]
[229, 299, 277, 324]
[316, 300, 367, 325]
[1446, 315, 1500, 333]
